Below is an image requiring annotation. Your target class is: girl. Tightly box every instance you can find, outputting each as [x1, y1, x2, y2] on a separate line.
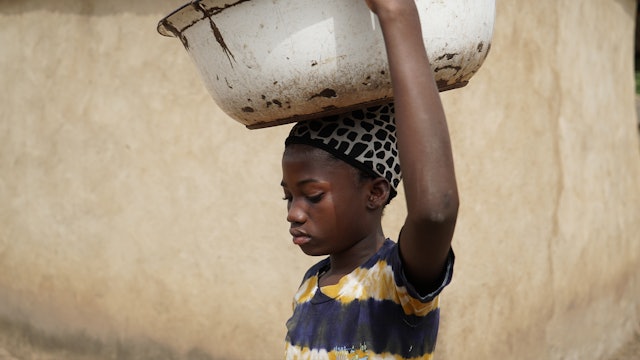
[281, 0, 459, 358]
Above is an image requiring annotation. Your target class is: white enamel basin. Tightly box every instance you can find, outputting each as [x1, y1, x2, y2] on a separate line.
[158, 0, 495, 129]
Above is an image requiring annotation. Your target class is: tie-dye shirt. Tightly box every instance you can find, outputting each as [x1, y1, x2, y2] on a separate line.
[285, 239, 455, 360]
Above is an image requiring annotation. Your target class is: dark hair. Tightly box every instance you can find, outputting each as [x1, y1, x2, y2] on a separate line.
[326, 153, 391, 205]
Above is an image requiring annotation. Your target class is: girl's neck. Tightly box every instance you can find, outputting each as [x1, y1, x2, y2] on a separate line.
[320, 230, 386, 286]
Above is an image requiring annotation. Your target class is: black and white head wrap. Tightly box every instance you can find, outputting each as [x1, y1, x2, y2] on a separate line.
[285, 103, 402, 201]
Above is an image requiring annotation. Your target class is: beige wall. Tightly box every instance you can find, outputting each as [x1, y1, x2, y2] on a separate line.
[0, 0, 639, 359]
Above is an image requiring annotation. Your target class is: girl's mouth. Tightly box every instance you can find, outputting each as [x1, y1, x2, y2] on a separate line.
[290, 229, 311, 246]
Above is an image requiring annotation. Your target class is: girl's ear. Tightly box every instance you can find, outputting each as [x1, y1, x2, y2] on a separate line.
[367, 178, 391, 210]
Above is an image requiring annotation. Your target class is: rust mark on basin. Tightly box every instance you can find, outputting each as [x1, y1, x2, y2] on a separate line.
[209, 17, 236, 67]
[160, 21, 190, 49]
[190, 2, 237, 68]
[436, 53, 458, 61]
[434, 65, 462, 73]
[437, 79, 469, 91]
[159, 0, 252, 37]
[200, 0, 252, 62]
[204, 0, 252, 15]
[484, 43, 492, 60]
[309, 88, 337, 100]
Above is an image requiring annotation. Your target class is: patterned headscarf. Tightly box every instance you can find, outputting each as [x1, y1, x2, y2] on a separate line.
[285, 103, 402, 201]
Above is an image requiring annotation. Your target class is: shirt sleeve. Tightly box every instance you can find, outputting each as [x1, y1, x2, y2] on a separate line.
[389, 244, 455, 303]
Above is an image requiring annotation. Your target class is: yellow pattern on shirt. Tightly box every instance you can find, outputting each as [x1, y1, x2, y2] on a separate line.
[294, 260, 439, 317]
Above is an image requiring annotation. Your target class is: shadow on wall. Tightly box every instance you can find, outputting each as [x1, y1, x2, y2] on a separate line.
[0, 0, 189, 16]
[0, 315, 216, 360]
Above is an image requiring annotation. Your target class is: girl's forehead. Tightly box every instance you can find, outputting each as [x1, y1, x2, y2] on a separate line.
[282, 145, 356, 182]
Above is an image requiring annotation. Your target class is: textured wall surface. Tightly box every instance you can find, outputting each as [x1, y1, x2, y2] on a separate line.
[0, 0, 639, 359]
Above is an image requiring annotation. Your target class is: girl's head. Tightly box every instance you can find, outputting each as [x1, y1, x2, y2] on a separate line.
[281, 104, 402, 256]
[284, 103, 401, 202]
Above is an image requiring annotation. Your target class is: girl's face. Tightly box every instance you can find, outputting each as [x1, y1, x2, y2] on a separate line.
[281, 144, 374, 257]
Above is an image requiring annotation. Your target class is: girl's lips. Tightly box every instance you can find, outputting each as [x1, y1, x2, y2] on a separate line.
[292, 236, 311, 246]
[290, 229, 311, 246]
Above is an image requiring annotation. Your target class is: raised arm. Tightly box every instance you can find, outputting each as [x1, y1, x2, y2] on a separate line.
[366, 0, 459, 291]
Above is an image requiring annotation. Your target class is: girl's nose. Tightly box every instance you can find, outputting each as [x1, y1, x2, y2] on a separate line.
[286, 200, 307, 224]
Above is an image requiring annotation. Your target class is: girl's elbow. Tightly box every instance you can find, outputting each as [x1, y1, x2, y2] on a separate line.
[413, 192, 459, 224]
[425, 202, 459, 224]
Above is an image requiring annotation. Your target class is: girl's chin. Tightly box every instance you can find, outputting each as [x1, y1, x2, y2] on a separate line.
[298, 244, 329, 257]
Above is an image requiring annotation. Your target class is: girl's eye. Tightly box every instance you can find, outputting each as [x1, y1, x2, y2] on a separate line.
[282, 195, 292, 202]
[307, 194, 324, 203]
